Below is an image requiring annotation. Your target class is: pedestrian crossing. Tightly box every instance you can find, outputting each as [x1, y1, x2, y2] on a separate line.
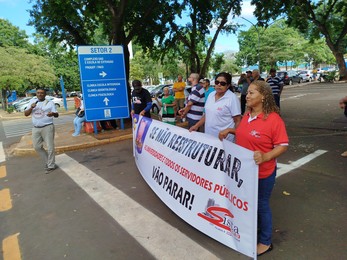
[2, 115, 74, 138]
[56, 154, 218, 259]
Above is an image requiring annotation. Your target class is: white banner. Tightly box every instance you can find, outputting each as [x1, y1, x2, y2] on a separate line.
[133, 115, 258, 258]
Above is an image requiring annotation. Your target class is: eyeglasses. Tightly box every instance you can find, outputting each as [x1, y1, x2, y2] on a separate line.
[214, 80, 228, 86]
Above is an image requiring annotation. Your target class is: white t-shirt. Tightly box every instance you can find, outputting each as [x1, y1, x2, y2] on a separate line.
[204, 90, 241, 142]
[26, 97, 57, 127]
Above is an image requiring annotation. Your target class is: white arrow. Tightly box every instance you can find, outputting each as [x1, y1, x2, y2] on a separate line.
[103, 97, 110, 106]
[99, 71, 107, 77]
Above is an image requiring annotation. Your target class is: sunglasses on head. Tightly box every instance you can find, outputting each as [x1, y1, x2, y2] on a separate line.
[214, 80, 228, 86]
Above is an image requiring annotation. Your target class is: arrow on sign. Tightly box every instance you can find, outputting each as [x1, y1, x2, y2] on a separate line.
[99, 71, 107, 77]
[103, 97, 110, 106]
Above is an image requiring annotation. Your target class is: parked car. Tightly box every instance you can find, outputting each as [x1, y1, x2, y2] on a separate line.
[151, 98, 161, 115]
[277, 70, 304, 85]
[8, 97, 32, 107]
[67, 91, 79, 97]
[260, 73, 268, 79]
[150, 84, 174, 98]
[46, 96, 64, 108]
[15, 96, 64, 112]
[149, 84, 175, 115]
[298, 70, 313, 82]
[143, 85, 158, 93]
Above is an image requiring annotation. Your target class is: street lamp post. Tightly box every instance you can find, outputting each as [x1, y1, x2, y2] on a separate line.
[240, 17, 261, 72]
[244, 53, 251, 70]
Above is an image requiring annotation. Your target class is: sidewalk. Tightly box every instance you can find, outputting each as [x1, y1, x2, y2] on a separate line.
[1, 109, 133, 156]
[13, 120, 134, 156]
[1, 110, 187, 156]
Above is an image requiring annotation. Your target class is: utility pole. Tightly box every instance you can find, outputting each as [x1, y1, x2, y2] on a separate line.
[241, 17, 261, 72]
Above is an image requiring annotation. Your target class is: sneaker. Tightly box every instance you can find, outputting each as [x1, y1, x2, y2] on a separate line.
[45, 166, 58, 174]
[341, 151, 347, 157]
[72, 133, 80, 137]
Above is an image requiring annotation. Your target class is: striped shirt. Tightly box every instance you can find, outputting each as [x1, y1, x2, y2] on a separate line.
[187, 84, 205, 121]
[266, 76, 283, 95]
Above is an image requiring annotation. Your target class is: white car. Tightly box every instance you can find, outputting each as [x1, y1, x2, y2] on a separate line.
[298, 70, 313, 82]
[151, 98, 161, 115]
[45, 96, 64, 108]
[15, 96, 63, 112]
[9, 97, 32, 107]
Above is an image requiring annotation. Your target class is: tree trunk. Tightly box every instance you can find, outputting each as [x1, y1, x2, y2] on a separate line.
[200, 5, 232, 78]
[334, 52, 347, 80]
[1, 89, 8, 111]
[325, 41, 347, 80]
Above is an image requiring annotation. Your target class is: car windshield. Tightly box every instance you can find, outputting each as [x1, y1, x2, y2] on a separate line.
[16, 97, 31, 103]
[144, 85, 158, 92]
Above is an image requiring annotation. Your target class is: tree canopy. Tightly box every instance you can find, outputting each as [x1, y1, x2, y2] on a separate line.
[28, 0, 243, 81]
[252, 0, 347, 79]
[0, 19, 30, 48]
[29, 0, 175, 77]
[154, 0, 241, 77]
[0, 18, 58, 109]
[236, 19, 335, 71]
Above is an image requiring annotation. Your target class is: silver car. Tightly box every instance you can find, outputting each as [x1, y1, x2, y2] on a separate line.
[15, 96, 63, 112]
[298, 70, 313, 82]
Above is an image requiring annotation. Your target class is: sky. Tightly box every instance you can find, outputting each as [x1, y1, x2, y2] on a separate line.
[0, 0, 257, 53]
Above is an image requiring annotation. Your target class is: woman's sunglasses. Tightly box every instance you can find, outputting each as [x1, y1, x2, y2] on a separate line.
[214, 80, 228, 86]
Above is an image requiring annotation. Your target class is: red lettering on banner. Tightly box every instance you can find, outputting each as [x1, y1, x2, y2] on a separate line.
[213, 184, 249, 211]
[145, 145, 214, 192]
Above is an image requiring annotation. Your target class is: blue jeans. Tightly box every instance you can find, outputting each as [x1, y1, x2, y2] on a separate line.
[258, 168, 276, 245]
[73, 115, 86, 136]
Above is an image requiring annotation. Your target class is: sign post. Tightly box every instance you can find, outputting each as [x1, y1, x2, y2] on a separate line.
[77, 45, 129, 133]
[59, 76, 68, 111]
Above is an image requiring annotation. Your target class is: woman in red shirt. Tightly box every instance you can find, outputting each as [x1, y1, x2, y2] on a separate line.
[219, 80, 289, 256]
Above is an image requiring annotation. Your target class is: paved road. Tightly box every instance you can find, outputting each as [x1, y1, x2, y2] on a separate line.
[0, 82, 346, 259]
[1, 114, 75, 139]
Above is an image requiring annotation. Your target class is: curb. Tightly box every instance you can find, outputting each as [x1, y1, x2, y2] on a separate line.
[0, 110, 76, 120]
[13, 133, 134, 156]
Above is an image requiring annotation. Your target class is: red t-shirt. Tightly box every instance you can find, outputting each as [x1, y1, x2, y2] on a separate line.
[235, 112, 289, 179]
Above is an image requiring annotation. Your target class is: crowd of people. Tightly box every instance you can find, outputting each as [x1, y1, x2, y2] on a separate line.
[130, 70, 289, 256]
[23, 69, 343, 257]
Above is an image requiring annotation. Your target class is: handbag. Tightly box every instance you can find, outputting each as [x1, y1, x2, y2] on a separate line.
[75, 107, 85, 118]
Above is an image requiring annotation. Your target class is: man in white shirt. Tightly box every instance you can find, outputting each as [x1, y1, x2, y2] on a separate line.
[24, 88, 59, 174]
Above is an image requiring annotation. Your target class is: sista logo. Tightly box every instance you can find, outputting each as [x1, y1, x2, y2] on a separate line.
[197, 199, 240, 240]
[249, 129, 260, 138]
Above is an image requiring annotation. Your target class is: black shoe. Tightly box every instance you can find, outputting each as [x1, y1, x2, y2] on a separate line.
[257, 243, 273, 256]
[45, 166, 57, 174]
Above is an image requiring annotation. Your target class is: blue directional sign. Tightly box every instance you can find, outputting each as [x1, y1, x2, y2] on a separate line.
[77, 45, 129, 121]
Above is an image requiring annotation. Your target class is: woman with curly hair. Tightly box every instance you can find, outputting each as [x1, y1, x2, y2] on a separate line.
[219, 80, 289, 256]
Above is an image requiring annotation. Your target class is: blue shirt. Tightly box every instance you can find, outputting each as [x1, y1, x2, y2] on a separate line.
[204, 86, 215, 101]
